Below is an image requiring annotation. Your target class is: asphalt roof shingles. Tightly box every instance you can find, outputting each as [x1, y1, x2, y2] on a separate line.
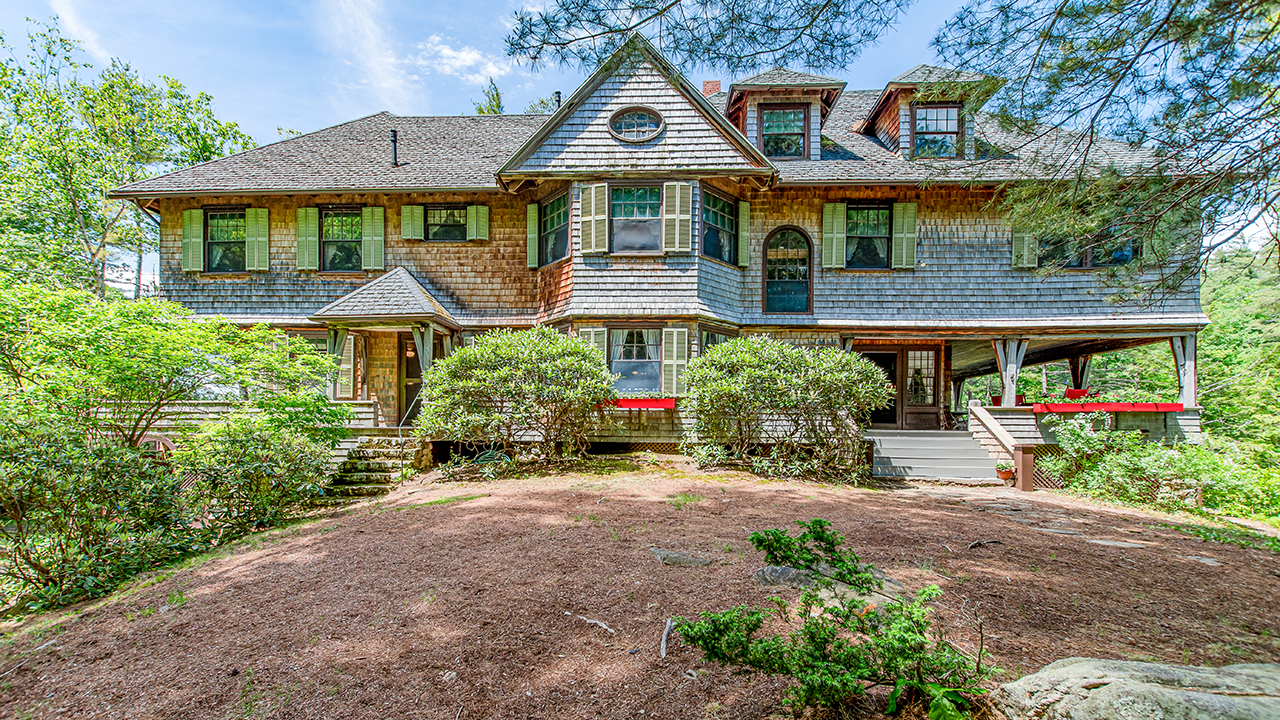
[732, 67, 845, 87]
[310, 267, 457, 324]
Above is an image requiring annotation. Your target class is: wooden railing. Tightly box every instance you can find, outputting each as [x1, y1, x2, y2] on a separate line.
[968, 401, 1017, 456]
[148, 400, 380, 429]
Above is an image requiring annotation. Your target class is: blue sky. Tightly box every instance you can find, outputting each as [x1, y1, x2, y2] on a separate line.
[2, 0, 964, 144]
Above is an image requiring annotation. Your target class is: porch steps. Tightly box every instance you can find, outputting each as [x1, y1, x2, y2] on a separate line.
[321, 435, 421, 504]
[866, 430, 1000, 483]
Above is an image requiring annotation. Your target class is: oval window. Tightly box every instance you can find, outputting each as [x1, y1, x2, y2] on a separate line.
[609, 107, 664, 142]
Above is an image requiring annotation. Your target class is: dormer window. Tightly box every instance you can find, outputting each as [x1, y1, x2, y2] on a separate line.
[914, 104, 961, 158]
[760, 104, 808, 159]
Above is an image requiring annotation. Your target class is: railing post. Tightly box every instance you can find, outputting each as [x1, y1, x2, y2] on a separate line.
[1013, 444, 1035, 491]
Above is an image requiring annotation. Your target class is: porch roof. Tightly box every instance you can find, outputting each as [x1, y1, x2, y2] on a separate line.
[308, 267, 459, 329]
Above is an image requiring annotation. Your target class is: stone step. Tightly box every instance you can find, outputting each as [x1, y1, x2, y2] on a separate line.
[326, 483, 398, 498]
[331, 471, 401, 485]
[337, 459, 402, 473]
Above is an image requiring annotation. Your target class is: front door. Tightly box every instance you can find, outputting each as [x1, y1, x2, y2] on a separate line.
[849, 345, 941, 430]
[399, 333, 423, 426]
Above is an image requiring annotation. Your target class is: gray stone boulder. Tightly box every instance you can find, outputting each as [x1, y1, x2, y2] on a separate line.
[995, 657, 1280, 720]
[752, 564, 906, 606]
[650, 548, 714, 567]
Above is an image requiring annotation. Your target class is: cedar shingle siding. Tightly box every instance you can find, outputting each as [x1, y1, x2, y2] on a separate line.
[113, 34, 1206, 429]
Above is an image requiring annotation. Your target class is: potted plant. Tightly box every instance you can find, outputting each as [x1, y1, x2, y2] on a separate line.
[995, 458, 1015, 482]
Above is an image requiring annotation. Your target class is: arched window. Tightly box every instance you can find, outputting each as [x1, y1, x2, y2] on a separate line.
[764, 228, 811, 313]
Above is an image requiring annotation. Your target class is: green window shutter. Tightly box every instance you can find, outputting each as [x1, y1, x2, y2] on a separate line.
[337, 334, 355, 398]
[662, 182, 691, 253]
[361, 207, 385, 270]
[891, 202, 918, 270]
[296, 207, 319, 271]
[181, 208, 204, 272]
[737, 201, 750, 268]
[245, 208, 269, 271]
[821, 203, 847, 269]
[465, 205, 489, 241]
[1011, 229, 1037, 269]
[526, 204, 539, 268]
[581, 184, 608, 253]
[662, 328, 689, 395]
[402, 205, 424, 240]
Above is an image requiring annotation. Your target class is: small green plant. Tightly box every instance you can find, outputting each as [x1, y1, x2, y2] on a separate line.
[165, 589, 187, 610]
[668, 492, 705, 510]
[995, 458, 1014, 472]
[676, 519, 992, 717]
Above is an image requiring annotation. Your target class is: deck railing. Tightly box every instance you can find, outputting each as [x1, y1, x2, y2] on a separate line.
[147, 400, 381, 429]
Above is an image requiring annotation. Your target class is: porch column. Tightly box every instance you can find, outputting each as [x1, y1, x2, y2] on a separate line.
[410, 323, 434, 373]
[1068, 354, 1092, 390]
[1170, 333, 1197, 407]
[326, 327, 349, 399]
[992, 338, 1029, 407]
[951, 378, 965, 412]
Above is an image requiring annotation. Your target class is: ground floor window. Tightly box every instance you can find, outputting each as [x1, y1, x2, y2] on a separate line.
[700, 329, 733, 352]
[610, 328, 661, 392]
[906, 349, 936, 405]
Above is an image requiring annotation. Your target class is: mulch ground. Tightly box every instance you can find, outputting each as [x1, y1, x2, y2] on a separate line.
[2, 457, 1278, 719]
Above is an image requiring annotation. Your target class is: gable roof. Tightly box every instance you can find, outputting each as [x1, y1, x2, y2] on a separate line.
[110, 112, 550, 198]
[309, 267, 458, 328]
[890, 64, 989, 84]
[731, 68, 845, 88]
[496, 33, 774, 184]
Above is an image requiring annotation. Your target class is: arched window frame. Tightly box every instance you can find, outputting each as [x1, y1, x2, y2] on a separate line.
[761, 226, 813, 314]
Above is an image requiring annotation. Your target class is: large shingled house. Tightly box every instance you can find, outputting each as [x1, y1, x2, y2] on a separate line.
[110, 35, 1205, 484]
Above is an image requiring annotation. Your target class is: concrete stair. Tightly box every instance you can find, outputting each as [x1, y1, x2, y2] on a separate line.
[866, 430, 1000, 483]
[320, 435, 420, 504]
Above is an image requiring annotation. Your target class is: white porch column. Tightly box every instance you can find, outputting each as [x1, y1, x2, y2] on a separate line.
[992, 338, 1029, 407]
[1170, 333, 1198, 407]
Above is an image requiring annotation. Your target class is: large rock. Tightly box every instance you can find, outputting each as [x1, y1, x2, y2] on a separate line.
[995, 657, 1280, 720]
[650, 548, 714, 567]
[752, 564, 905, 606]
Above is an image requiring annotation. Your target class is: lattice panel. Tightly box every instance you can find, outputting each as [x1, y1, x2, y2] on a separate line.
[1032, 445, 1064, 489]
[626, 442, 681, 455]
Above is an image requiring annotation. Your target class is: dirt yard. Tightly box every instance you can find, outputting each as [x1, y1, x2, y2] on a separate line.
[3, 458, 1278, 719]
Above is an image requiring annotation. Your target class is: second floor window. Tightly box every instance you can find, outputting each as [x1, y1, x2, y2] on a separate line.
[611, 186, 662, 252]
[1040, 235, 1136, 269]
[764, 229, 811, 313]
[539, 194, 569, 266]
[702, 192, 738, 265]
[206, 210, 247, 272]
[610, 328, 662, 392]
[322, 209, 362, 271]
[915, 105, 960, 158]
[760, 106, 807, 159]
[427, 207, 467, 241]
[845, 206, 892, 269]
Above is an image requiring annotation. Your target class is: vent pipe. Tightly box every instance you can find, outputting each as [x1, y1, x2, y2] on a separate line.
[391, 129, 399, 167]
[553, 91, 561, 109]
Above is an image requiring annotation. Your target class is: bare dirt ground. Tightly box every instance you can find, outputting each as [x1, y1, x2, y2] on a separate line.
[3, 457, 1279, 720]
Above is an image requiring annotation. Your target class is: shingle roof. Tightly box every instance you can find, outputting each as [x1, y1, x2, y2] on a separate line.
[890, 64, 989, 84]
[733, 68, 846, 87]
[309, 267, 458, 327]
[111, 112, 550, 197]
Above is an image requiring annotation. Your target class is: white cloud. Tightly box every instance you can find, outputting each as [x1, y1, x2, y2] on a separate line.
[411, 35, 513, 85]
[48, 0, 110, 62]
[315, 0, 414, 109]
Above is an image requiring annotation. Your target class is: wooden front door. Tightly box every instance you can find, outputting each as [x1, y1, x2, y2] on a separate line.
[848, 345, 941, 430]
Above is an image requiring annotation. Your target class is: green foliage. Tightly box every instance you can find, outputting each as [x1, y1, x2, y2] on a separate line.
[0, 18, 254, 295]
[472, 77, 504, 114]
[414, 327, 617, 459]
[0, 419, 199, 610]
[524, 94, 559, 113]
[676, 520, 991, 716]
[1165, 522, 1280, 555]
[682, 336, 892, 480]
[174, 413, 328, 540]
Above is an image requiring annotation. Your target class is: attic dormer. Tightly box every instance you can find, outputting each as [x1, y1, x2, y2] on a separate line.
[724, 69, 846, 161]
[859, 64, 991, 160]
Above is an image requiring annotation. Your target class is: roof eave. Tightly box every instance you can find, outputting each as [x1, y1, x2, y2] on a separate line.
[107, 185, 504, 200]
[308, 313, 462, 331]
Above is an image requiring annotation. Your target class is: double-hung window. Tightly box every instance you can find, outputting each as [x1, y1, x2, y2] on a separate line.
[701, 192, 738, 265]
[760, 105, 807, 159]
[321, 208, 362, 271]
[914, 105, 960, 158]
[206, 210, 247, 272]
[845, 206, 892, 269]
[1039, 234, 1136, 269]
[764, 229, 811, 313]
[610, 186, 662, 252]
[610, 328, 662, 392]
[539, 194, 569, 266]
[426, 207, 467, 241]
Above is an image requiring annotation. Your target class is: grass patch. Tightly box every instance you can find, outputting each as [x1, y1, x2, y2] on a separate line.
[668, 492, 705, 510]
[442, 456, 645, 482]
[1164, 522, 1280, 554]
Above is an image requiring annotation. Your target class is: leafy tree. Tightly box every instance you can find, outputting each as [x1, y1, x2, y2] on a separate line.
[524, 94, 560, 113]
[505, 0, 911, 72]
[414, 327, 617, 458]
[0, 283, 345, 448]
[0, 19, 254, 296]
[933, 0, 1280, 297]
[472, 76, 505, 114]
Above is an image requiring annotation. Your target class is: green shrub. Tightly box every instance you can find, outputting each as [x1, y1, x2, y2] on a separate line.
[414, 327, 617, 459]
[676, 519, 991, 717]
[0, 422, 198, 610]
[174, 413, 328, 540]
[682, 336, 892, 480]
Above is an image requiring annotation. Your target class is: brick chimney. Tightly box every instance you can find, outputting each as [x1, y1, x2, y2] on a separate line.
[702, 80, 721, 97]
